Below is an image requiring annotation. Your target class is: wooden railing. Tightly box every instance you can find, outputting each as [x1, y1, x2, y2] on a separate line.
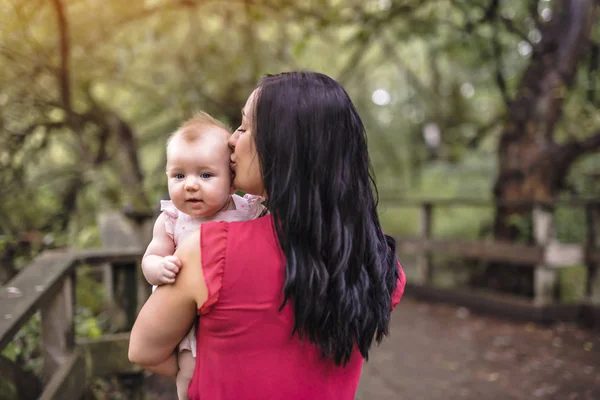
[381, 197, 600, 323]
[129, 197, 600, 321]
[0, 212, 151, 399]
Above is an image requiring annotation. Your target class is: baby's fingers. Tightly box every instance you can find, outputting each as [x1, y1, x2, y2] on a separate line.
[163, 261, 180, 274]
[160, 269, 177, 283]
[164, 255, 182, 267]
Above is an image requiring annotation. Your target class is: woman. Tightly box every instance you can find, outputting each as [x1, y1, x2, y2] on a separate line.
[129, 71, 406, 400]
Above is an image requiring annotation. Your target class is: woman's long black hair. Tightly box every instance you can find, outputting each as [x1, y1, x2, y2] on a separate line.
[253, 72, 399, 365]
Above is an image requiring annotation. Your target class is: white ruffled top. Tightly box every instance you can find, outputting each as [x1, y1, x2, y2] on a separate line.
[160, 194, 265, 247]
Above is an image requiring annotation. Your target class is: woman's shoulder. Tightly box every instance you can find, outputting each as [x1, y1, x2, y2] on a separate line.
[228, 213, 273, 238]
[177, 215, 274, 267]
[199, 215, 276, 262]
[217, 194, 267, 222]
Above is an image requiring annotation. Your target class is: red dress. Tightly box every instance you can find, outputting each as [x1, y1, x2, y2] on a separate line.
[188, 215, 405, 400]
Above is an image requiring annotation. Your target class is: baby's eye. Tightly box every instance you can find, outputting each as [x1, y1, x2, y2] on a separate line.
[174, 173, 185, 179]
[201, 173, 212, 179]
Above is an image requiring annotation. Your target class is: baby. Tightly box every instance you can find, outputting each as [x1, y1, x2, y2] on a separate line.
[141, 112, 264, 400]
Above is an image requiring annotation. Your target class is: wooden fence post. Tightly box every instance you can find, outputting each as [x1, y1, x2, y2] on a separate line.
[98, 212, 144, 332]
[41, 272, 75, 382]
[417, 202, 433, 285]
[126, 215, 154, 314]
[533, 204, 557, 305]
[585, 204, 600, 304]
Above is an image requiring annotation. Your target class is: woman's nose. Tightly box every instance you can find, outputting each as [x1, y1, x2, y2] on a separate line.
[228, 131, 239, 150]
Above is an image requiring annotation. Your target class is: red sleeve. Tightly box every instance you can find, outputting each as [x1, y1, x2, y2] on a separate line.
[199, 221, 228, 315]
[392, 260, 406, 310]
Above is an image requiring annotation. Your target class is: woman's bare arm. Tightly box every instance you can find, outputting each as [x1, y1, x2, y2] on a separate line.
[129, 230, 208, 374]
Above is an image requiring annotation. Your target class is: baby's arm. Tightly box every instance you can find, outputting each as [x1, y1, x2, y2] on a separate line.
[141, 213, 182, 286]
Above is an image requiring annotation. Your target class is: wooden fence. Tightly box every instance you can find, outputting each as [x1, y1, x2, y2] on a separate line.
[381, 197, 600, 324]
[0, 212, 151, 399]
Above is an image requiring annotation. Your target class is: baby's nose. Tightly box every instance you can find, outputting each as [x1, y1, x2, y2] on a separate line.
[184, 176, 200, 190]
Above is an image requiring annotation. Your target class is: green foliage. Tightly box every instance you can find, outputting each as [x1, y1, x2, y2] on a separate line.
[76, 267, 106, 313]
[1, 3, 599, 386]
[75, 308, 104, 339]
[554, 206, 588, 243]
[0, 378, 16, 400]
[379, 205, 420, 237]
[379, 150, 496, 240]
[507, 214, 533, 244]
[1, 312, 43, 376]
[1, 0, 596, 246]
[558, 265, 587, 303]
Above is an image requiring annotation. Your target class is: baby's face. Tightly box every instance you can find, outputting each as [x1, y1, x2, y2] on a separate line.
[166, 127, 233, 218]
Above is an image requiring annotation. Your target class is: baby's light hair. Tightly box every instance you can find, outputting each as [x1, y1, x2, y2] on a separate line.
[167, 111, 231, 147]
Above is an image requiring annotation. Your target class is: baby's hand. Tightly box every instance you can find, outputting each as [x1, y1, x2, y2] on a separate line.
[156, 255, 182, 284]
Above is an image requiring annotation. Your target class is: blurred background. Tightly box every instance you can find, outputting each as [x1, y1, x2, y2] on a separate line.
[1, 0, 599, 399]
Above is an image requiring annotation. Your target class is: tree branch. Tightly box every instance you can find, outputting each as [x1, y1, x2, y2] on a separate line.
[587, 40, 599, 103]
[337, 30, 373, 84]
[379, 33, 435, 103]
[491, 23, 511, 107]
[94, 125, 111, 165]
[560, 130, 600, 168]
[337, 2, 420, 83]
[527, 0, 541, 28]
[82, 89, 151, 210]
[498, 16, 531, 45]
[6, 122, 66, 150]
[458, 0, 530, 43]
[50, 0, 71, 115]
[481, 0, 500, 22]
[467, 116, 504, 148]
[57, 175, 82, 232]
[81, 1, 197, 52]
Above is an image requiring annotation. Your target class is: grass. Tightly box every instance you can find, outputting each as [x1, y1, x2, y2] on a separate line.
[558, 265, 588, 303]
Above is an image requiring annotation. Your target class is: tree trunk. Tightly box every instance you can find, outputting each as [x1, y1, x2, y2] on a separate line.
[486, 0, 597, 295]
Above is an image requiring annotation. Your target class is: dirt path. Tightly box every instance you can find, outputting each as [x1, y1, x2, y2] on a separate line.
[356, 298, 600, 400]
